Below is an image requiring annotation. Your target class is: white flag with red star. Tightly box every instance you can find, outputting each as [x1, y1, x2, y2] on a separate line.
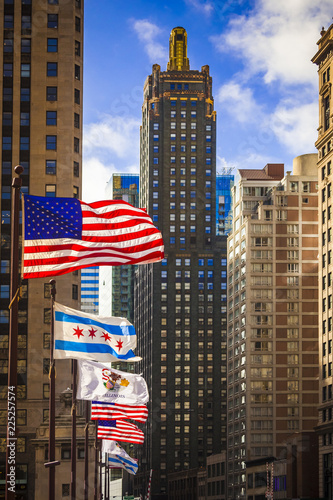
[53, 302, 140, 362]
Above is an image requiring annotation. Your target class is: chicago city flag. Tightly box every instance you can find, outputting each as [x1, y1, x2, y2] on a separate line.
[102, 441, 138, 475]
[54, 303, 139, 362]
[76, 359, 149, 404]
[23, 195, 164, 279]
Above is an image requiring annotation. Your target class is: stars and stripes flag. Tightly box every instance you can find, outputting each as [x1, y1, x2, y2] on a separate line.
[97, 419, 144, 444]
[23, 195, 164, 279]
[91, 401, 148, 423]
[102, 441, 138, 475]
[54, 302, 140, 362]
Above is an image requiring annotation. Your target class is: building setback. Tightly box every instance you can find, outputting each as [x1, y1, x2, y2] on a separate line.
[134, 27, 228, 498]
[312, 21, 333, 500]
[0, 1, 84, 497]
[227, 157, 319, 499]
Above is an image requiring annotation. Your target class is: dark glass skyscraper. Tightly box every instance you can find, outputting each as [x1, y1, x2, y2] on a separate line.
[134, 27, 227, 498]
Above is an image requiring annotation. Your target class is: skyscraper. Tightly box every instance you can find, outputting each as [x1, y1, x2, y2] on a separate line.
[227, 157, 319, 499]
[112, 173, 139, 323]
[134, 27, 228, 498]
[0, 1, 83, 497]
[312, 21, 333, 499]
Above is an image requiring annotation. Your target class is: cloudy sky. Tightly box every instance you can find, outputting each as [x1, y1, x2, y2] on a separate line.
[82, 0, 332, 201]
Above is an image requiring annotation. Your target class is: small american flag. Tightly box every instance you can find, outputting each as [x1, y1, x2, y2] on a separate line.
[91, 401, 148, 423]
[23, 195, 164, 279]
[97, 419, 144, 444]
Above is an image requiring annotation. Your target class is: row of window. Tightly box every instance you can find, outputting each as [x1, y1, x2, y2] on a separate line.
[153, 145, 212, 153]
[169, 99, 197, 106]
[154, 167, 212, 176]
[3, 62, 81, 81]
[153, 133, 212, 142]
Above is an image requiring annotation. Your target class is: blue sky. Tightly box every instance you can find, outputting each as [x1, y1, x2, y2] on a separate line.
[82, 0, 333, 201]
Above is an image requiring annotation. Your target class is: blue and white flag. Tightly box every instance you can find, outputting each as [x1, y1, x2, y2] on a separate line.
[54, 302, 140, 362]
[102, 441, 138, 475]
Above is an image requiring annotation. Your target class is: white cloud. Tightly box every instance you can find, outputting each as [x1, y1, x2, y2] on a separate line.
[185, 0, 214, 16]
[82, 157, 139, 203]
[216, 82, 262, 123]
[211, 0, 332, 86]
[270, 100, 318, 154]
[216, 155, 237, 174]
[82, 157, 114, 202]
[131, 19, 168, 63]
[83, 115, 140, 160]
[83, 114, 141, 202]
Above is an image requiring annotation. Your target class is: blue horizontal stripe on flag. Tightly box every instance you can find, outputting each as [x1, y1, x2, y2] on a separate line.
[108, 457, 137, 473]
[54, 340, 136, 359]
[109, 456, 137, 469]
[55, 311, 135, 336]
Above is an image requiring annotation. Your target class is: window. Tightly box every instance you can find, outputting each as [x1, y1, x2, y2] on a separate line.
[20, 137, 29, 151]
[75, 40, 81, 56]
[21, 64, 30, 77]
[46, 111, 57, 126]
[4, 63, 13, 77]
[74, 137, 80, 153]
[73, 161, 79, 177]
[22, 15, 31, 31]
[47, 62, 57, 77]
[21, 39, 31, 53]
[20, 112, 29, 126]
[46, 135, 57, 150]
[4, 14, 14, 28]
[74, 88, 80, 104]
[75, 16, 81, 32]
[47, 38, 58, 52]
[47, 14, 58, 28]
[75, 65, 80, 80]
[72, 284, 78, 300]
[45, 185, 56, 197]
[74, 113, 80, 128]
[46, 160, 56, 175]
[46, 86, 57, 101]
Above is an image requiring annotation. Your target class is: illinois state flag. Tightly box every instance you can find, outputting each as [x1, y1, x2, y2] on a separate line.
[76, 359, 149, 404]
[23, 195, 164, 279]
[98, 419, 144, 444]
[102, 441, 138, 475]
[54, 302, 140, 362]
[91, 401, 148, 423]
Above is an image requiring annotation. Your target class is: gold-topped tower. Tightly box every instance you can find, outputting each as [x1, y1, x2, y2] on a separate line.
[167, 27, 190, 71]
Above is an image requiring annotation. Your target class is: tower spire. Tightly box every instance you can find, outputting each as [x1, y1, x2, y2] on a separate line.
[167, 27, 190, 71]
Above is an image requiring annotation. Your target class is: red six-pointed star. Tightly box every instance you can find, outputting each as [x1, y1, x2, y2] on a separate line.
[101, 331, 111, 342]
[115, 339, 123, 352]
[88, 328, 97, 339]
[73, 326, 84, 339]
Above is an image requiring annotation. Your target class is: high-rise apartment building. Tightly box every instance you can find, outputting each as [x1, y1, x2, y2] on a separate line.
[134, 27, 228, 498]
[81, 267, 99, 314]
[0, 1, 83, 497]
[216, 172, 234, 236]
[112, 173, 139, 323]
[227, 157, 319, 499]
[312, 21, 333, 499]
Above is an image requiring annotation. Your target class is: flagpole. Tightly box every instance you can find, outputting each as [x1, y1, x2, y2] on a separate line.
[46, 279, 60, 500]
[104, 452, 107, 500]
[84, 400, 89, 500]
[99, 448, 102, 500]
[71, 359, 77, 500]
[5, 165, 23, 500]
[94, 422, 98, 500]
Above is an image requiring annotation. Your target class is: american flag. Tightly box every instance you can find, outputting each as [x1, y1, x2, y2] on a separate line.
[91, 401, 148, 423]
[97, 419, 144, 444]
[23, 195, 164, 279]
